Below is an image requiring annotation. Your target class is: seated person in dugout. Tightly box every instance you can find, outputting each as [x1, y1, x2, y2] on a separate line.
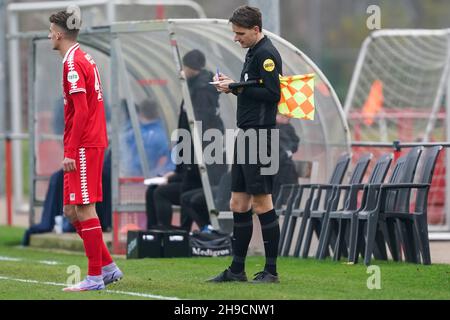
[119, 98, 174, 177]
[145, 49, 225, 231]
[180, 169, 231, 234]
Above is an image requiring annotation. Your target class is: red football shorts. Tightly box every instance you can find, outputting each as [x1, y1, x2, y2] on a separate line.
[64, 147, 105, 205]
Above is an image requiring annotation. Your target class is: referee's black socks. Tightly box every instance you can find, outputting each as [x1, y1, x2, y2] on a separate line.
[258, 209, 280, 276]
[230, 210, 253, 274]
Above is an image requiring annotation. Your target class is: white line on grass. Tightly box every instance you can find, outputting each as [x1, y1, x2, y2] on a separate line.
[0, 256, 22, 262]
[0, 255, 61, 265]
[37, 260, 60, 265]
[0, 276, 180, 300]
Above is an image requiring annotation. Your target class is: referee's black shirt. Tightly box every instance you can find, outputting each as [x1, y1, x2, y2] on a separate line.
[235, 35, 282, 129]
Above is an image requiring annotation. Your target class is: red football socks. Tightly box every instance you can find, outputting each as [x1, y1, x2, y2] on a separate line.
[80, 218, 103, 276]
[73, 219, 113, 268]
[72, 220, 83, 238]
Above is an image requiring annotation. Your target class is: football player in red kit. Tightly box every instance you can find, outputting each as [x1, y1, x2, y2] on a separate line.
[48, 10, 123, 291]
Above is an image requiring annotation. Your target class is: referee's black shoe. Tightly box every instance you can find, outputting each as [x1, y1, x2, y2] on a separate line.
[251, 271, 280, 283]
[206, 268, 248, 282]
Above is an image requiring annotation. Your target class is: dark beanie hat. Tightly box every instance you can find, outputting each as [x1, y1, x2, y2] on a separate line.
[182, 49, 206, 71]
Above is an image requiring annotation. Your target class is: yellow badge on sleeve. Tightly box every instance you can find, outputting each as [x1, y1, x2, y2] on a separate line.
[263, 59, 275, 72]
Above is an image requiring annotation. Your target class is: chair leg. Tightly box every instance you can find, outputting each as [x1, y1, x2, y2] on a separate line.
[317, 217, 333, 260]
[316, 214, 331, 259]
[373, 223, 388, 260]
[364, 214, 379, 266]
[356, 224, 367, 262]
[334, 219, 347, 261]
[341, 220, 350, 259]
[355, 221, 366, 264]
[278, 219, 284, 255]
[301, 217, 316, 258]
[412, 222, 422, 263]
[398, 220, 411, 262]
[293, 212, 309, 257]
[414, 214, 431, 265]
[348, 216, 359, 263]
[278, 211, 290, 255]
[384, 218, 400, 261]
[282, 216, 298, 256]
[403, 219, 419, 264]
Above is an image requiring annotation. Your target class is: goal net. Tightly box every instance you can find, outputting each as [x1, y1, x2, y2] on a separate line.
[344, 29, 450, 228]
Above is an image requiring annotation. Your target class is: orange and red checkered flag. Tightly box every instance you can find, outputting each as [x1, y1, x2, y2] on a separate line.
[278, 73, 315, 120]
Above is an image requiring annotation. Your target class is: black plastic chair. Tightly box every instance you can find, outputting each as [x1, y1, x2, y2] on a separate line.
[351, 155, 409, 263]
[275, 184, 300, 253]
[351, 146, 423, 265]
[316, 153, 393, 260]
[300, 153, 373, 259]
[275, 184, 299, 216]
[370, 146, 442, 265]
[278, 153, 351, 257]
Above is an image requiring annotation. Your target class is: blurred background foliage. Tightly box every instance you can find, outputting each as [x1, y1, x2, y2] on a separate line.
[197, 0, 450, 102]
[8, 0, 450, 104]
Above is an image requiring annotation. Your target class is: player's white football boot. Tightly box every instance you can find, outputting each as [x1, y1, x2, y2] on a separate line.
[63, 276, 105, 292]
[102, 267, 123, 286]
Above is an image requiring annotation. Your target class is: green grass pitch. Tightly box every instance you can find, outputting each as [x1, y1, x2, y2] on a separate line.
[0, 226, 449, 300]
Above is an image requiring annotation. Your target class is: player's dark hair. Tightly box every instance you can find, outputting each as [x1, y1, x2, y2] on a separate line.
[49, 10, 81, 39]
[139, 98, 160, 120]
[229, 6, 262, 32]
[182, 49, 206, 71]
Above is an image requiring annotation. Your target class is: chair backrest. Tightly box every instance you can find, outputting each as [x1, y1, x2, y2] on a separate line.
[383, 155, 407, 211]
[348, 153, 373, 185]
[415, 146, 443, 212]
[322, 153, 351, 205]
[341, 153, 372, 209]
[328, 153, 352, 185]
[345, 153, 392, 211]
[274, 184, 298, 211]
[368, 153, 393, 184]
[298, 153, 351, 211]
[364, 155, 405, 212]
[385, 147, 422, 211]
[400, 146, 423, 183]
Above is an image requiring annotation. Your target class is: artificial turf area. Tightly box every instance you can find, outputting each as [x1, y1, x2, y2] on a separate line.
[1, 226, 449, 300]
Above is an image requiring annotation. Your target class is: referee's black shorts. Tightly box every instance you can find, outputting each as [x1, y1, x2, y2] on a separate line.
[231, 127, 275, 195]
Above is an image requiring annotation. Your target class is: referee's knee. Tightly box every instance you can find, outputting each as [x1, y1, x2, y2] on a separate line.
[251, 196, 273, 215]
[229, 198, 251, 213]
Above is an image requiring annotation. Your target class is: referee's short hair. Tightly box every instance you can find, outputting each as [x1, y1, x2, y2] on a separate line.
[229, 6, 262, 32]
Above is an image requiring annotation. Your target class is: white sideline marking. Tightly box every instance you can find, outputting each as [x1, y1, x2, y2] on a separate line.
[0, 256, 61, 265]
[37, 260, 60, 265]
[0, 276, 65, 287]
[0, 275, 180, 300]
[0, 256, 22, 262]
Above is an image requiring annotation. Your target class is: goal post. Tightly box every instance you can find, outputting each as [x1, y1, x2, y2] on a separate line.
[344, 29, 450, 231]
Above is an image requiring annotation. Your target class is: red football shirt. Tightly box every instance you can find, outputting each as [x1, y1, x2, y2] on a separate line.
[62, 43, 108, 157]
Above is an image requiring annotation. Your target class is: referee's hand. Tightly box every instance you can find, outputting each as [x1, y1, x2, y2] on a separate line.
[214, 73, 234, 94]
[213, 73, 235, 93]
[217, 80, 234, 93]
[62, 157, 77, 172]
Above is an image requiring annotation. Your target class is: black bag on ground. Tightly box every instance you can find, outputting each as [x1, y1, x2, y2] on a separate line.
[189, 231, 232, 257]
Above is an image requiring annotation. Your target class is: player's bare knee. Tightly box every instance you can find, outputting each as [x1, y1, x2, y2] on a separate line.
[75, 203, 98, 221]
[63, 205, 77, 222]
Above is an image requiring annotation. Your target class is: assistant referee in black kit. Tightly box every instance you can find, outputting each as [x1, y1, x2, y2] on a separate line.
[208, 6, 282, 283]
